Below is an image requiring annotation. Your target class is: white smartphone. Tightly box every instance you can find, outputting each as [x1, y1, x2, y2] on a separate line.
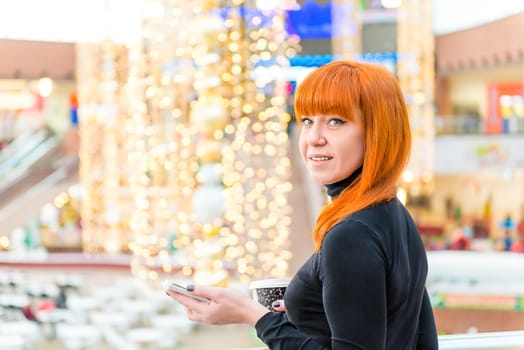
[162, 280, 211, 303]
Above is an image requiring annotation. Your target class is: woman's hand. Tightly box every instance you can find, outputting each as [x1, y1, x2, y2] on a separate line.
[271, 299, 286, 313]
[271, 299, 286, 312]
[166, 284, 270, 326]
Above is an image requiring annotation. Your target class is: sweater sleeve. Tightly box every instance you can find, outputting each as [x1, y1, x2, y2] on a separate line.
[255, 312, 328, 350]
[319, 220, 388, 349]
[417, 289, 438, 350]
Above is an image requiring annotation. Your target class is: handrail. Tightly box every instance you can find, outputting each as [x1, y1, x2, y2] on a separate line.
[435, 115, 524, 135]
[0, 129, 35, 164]
[0, 129, 49, 176]
[0, 137, 59, 194]
[439, 330, 524, 349]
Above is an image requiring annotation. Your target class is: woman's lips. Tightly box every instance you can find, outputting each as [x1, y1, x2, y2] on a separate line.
[308, 155, 333, 161]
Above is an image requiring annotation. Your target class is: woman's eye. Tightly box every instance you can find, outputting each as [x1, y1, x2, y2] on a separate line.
[328, 118, 345, 126]
[301, 118, 313, 125]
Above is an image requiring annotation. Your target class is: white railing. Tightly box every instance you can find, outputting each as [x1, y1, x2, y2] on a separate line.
[427, 250, 524, 283]
[439, 331, 524, 349]
[435, 115, 524, 135]
[436, 115, 483, 135]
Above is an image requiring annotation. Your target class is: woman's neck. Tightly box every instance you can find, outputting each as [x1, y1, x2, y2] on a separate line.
[324, 167, 362, 198]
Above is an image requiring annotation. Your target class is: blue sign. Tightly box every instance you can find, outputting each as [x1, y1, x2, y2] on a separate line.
[286, 0, 332, 39]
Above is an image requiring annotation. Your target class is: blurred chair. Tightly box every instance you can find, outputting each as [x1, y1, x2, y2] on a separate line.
[0, 335, 24, 350]
[0, 321, 43, 347]
[90, 310, 137, 330]
[149, 313, 196, 334]
[126, 327, 178, 349]
[55, 323, 102, 350]
[102, 327, 140, 350]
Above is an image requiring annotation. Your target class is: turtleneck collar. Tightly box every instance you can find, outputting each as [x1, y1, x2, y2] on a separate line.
[324, 166, 362, 198]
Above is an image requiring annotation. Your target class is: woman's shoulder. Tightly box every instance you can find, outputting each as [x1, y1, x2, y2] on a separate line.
[323, 216, 381, 248]
[342, 198, 406, 229]
[320, 214, 387, 267]
[354, 197, 401, 218]
[323, 199, 401, 247]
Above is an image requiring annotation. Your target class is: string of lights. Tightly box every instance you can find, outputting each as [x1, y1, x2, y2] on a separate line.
[77, 42, 133, 255]
[125, 0, 198, 280]
[219, 0, 296, 282]
[77, 0, 296, 283]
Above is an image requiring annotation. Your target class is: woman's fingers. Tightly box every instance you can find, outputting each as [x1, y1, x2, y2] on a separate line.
[271, 299, 286, 312]
[166, 283, 269, 325]
[166, 289, 204, 309]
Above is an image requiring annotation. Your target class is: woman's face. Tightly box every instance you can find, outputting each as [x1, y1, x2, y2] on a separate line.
[298, 114, 364, 185]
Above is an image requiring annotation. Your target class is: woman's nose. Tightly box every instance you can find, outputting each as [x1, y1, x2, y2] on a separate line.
[307, 124, 327, 145]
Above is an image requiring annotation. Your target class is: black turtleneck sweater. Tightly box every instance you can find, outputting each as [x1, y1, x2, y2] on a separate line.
[255, 175, 438, 349]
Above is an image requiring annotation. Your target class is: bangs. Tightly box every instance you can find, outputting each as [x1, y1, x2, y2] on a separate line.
[294, 63, 360, 122]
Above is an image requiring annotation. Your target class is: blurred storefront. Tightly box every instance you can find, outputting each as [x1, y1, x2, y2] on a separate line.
[0, 39, 77, 141]
[0, 39, 79, 252]
[418, 12, 524, 249]
[435, 12, 524, 135]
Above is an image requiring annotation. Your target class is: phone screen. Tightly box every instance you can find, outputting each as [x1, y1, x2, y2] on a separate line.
[162, 280, 211, 303]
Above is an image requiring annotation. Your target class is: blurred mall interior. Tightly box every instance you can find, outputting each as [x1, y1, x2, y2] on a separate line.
[1, 0, 524, 349]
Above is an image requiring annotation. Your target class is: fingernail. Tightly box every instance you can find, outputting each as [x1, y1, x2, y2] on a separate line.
[272, 301, 280, 308]
[186, 284, 195, 292]
[165, 291, 170, 296]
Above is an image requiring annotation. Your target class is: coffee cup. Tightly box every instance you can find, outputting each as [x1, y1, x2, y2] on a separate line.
[249, 278, 289, 310]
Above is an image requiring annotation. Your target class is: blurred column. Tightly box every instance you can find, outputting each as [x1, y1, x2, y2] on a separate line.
[76, 41, 133, 254]
[396, 0, 435, 208]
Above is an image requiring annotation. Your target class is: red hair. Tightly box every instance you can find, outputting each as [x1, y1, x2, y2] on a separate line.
[295, 60, 412, 251]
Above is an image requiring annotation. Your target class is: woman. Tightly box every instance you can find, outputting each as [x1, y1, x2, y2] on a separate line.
[166, 60, 438, 349]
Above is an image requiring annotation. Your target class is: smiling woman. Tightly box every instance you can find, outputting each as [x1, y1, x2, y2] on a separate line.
[295, 61, 412, 251]
[165, 60, 438, 350]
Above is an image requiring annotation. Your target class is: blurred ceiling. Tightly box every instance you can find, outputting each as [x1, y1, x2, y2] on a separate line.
[0, 0, 522, 42]
[436, 12, 524, 74]
[0, 1, 522, 80]
[0, 39, 75, 80]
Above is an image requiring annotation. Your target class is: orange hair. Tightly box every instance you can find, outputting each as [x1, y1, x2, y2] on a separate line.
[294, 60, 412, 251]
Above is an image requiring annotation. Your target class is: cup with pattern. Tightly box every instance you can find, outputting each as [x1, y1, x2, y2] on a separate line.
[249, 278, 289, 310]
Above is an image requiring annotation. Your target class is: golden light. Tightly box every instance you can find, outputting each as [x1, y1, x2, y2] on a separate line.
[37, 77, 54, 97]
[77, 0, 296, 283]
[0, 236, 9, 250]
[397, 187, 408, 205]
[402, 170, 415, 183]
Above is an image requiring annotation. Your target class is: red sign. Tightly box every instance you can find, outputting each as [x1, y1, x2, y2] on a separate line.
[486, 82, 524, 134]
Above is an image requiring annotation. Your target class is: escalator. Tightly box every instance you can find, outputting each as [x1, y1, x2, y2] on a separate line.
[0, 128, 79, 235]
